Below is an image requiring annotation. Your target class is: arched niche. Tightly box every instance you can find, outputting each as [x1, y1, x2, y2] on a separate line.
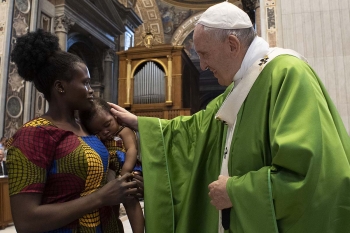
[67, 33, 103, 85]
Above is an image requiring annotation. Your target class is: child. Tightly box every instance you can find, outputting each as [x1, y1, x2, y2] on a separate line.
[79, 97, 144, 233]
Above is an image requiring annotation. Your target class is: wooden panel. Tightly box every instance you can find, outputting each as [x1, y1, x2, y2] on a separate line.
[133, 109, 191, 119]
[0, 177, 12, 229]
[117, 44, 199, 118]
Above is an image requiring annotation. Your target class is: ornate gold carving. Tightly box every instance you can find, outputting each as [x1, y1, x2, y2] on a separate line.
[137, 26, 161, 48]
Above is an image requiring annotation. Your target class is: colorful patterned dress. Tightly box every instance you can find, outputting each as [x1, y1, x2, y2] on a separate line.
[104, 127, 142, 176]
[6, 118, 121, 233]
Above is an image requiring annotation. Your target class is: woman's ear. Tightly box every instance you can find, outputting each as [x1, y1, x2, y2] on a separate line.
[228, 34, 240, 56]
[54, 80, 65, 93]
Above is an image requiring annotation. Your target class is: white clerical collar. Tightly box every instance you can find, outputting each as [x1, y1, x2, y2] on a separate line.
[233, 36, 270, 86]
[215, 46, 306, 127]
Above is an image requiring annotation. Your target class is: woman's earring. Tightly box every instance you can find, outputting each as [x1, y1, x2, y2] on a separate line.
[60, 90, 65, 93]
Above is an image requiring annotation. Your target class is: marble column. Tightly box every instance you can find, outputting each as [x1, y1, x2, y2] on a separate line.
[103, 50, 115, 102]
[54, 14, 74, 51]
[255, 1, 261, 37]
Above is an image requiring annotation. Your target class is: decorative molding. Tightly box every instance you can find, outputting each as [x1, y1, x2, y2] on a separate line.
[142, 0, 154, 7]
[104, 49, 115, 62]
[134, 0, 164, 47]
[4, 119, 20, 139]
[8, 68, 25, 92]
[34, 92, 45, 118]
[14, 0, 30, 14]
[57, 4, 116, 48]
[171, 12, 201, 46]
[13, 13, 28, 37]
[6, 95, 23, 118]
[265, 0, 276, 47]
[54, 14, 75, 33]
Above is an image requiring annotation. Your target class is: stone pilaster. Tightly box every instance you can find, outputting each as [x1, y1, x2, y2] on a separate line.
[103, 49, 115, 102]
[54, 14, 74, 51]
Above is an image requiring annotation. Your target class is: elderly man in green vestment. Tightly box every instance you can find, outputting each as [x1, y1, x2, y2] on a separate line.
[109, 2, 350, 233]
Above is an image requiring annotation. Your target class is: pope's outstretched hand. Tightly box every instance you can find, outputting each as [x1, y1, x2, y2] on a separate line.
[108, 102, 139, 131]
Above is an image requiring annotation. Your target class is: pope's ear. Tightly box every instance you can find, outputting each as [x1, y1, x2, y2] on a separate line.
[228, 34, 240, 55]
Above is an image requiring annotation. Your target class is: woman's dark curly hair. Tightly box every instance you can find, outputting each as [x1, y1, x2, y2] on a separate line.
[11, 29, 84, 101]
[78, 97, 111, 134]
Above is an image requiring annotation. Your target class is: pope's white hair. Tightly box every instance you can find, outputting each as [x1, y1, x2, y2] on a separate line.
[202, 25, 256, 49]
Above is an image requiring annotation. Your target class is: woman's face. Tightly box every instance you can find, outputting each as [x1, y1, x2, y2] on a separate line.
[88, 110, 119, 141]
[62, 63, 94, 111]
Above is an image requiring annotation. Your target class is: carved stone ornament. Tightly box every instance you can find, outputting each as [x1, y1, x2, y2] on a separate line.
[13, 13, 28, 37]
[54, 14, 75, 33]
[5, 119, 19, 138]
[8, 68, 25, 92]
[104, 49, 115, 62]
[6, 95, 23, 118]
[15, 0, 30, 14]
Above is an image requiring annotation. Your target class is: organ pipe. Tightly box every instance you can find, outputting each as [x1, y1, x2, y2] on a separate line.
[133, 61, 165, 104]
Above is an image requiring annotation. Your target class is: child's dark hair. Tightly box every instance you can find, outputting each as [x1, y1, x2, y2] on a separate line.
[11, 29, 84, 101]
[79, 97, 111, 134]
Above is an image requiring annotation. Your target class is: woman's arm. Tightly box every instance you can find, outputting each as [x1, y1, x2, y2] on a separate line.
[11, 173, 137, 233]
[119, 127, 138, 175]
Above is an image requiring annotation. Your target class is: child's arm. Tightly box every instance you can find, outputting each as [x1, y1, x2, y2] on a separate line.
[124, 198, 144, 233]
[106, 168, 117, 182]
[119, 127, 138, 175]
[107, 145, 119, 182]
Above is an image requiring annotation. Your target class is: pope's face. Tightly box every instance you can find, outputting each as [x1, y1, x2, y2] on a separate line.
[193, 25, 237, 86]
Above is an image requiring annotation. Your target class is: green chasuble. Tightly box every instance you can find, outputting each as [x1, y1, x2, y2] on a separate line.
[138, 54, 350, 233]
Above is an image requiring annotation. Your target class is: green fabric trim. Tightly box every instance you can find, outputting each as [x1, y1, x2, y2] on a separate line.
[158, 118, 175, 233]
[268, 168, 279, 233]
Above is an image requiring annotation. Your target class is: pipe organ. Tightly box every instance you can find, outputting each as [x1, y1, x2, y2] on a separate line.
[117, 44, 199, 119]
[133, 61, 165, 104]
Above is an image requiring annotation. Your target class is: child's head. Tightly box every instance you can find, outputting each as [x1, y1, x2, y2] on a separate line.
[79, 97, 120, 141]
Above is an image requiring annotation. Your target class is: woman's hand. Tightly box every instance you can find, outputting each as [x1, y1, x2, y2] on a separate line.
[108, 102, 138, 131]
[133, 173, 144, 198]
[98, 173, 139, 206]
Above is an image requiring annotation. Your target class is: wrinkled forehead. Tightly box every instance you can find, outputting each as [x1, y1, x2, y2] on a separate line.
[193, 24, 204, 40]
[193, 25, 212, 52]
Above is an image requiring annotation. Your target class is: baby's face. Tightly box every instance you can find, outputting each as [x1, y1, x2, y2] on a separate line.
[89, 111, 119, 141]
